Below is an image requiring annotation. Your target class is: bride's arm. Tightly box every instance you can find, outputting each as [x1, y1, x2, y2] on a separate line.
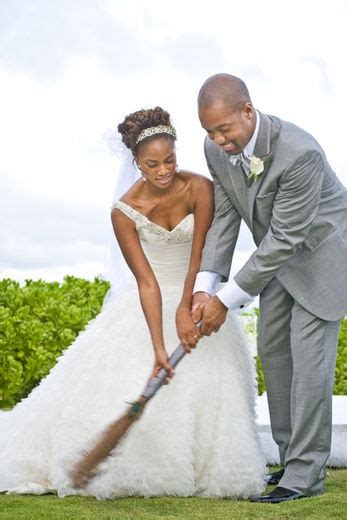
[176, 176, 214, 350]
[111, 209, 174, 379]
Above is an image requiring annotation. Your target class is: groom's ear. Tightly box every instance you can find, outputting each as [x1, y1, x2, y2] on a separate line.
[242, 102, 254, 119]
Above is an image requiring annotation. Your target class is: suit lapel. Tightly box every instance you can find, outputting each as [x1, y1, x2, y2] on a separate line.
[247, 112, 272, 230]
[224, 154, 251, 226]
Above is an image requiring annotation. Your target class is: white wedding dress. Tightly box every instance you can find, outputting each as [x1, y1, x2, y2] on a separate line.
[0, 201, 266, 499]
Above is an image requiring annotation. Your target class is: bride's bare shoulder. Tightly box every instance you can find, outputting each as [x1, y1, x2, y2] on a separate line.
[118, 179, 144, 207]
[178, 170, 212, 189]
[177, 171, 213, 208]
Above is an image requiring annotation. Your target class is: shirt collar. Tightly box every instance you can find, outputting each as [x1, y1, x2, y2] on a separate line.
[229, 110, 260, 165]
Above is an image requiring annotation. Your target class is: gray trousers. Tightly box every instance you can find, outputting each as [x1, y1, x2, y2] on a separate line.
[258, 278, 340, 495]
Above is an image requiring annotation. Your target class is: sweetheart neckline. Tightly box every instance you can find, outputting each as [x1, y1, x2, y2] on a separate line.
[116, 200, 193, 233]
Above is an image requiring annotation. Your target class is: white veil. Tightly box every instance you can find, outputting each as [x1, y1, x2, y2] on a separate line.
[101, 130, 141, 301]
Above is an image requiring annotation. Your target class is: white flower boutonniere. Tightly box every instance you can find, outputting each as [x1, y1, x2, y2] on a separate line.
[248, 153, 273, 185]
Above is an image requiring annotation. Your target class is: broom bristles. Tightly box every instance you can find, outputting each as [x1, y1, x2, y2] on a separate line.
[70, 341, 193, 488]
[70, 398, 146, 488]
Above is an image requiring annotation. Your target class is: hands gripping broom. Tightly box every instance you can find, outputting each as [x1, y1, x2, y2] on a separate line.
[70, 342, 188, 488]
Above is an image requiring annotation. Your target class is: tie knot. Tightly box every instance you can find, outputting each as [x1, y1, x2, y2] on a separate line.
[229, 153, 242, 167]
[229, 151, 250, 168]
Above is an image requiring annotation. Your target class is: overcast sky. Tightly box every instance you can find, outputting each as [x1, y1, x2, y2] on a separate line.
[1, 0, 346, 283]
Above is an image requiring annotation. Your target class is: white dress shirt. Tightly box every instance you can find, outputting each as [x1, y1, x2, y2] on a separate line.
[228, 110, 260, 171]
[193, 111, 260, 312]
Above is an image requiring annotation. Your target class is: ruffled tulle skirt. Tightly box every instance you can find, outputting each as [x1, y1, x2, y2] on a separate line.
[0, 285, 266, 498]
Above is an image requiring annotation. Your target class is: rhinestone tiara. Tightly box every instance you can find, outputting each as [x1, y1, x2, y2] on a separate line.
[135, 125, 177, 145]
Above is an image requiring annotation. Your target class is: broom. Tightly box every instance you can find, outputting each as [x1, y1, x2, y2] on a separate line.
[69, 342, 188, 488]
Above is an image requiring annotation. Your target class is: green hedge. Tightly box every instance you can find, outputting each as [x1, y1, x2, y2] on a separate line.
[0, 277, 346, 409]
[0, 277, 110, 409]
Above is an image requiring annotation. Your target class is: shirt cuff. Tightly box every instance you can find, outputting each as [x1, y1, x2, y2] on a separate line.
[216, 279, 254, 313]
[193, 271, 222, 296]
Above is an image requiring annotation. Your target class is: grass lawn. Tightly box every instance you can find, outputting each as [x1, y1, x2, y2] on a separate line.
[0, 468, 346, 520]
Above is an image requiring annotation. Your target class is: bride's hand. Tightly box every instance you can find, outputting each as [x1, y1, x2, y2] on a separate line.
[176, 306, 201, 353]
[151, 349, 174, 384]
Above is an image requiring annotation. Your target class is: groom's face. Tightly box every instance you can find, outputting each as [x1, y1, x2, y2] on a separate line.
[199, 102, 255, 155]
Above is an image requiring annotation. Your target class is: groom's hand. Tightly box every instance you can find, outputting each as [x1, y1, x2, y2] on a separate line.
[199, 296, 228, 336]
[191, 292, 211, 324]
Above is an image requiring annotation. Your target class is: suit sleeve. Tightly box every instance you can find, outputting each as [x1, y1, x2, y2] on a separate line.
[200, 141, 241, 281]
[234, 149, 325, 295]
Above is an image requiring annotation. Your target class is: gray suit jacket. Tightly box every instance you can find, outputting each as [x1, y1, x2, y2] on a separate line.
[201, 111, 347, 320]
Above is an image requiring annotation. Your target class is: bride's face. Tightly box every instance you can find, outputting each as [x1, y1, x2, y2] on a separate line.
[199, 102, 255, 155]
[136, 137, 177, 189]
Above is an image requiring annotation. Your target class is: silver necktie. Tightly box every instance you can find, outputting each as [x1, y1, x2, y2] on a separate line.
[240, 152, 250, 175]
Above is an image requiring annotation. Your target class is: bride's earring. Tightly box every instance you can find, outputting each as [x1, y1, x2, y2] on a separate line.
[175, 164, 179, 173]
[137, 162, 146, 181]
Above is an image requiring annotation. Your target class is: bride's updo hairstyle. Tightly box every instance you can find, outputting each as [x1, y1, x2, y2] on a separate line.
[118, 107, 176, 155]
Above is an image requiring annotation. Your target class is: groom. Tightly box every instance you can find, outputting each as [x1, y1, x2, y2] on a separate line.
[192, 73, 347, 503]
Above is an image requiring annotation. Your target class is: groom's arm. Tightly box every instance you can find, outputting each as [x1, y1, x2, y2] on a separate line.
[192, 144, 254, 326]
[197, 148, 324, 335]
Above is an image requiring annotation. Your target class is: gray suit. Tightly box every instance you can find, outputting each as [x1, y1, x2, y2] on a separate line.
[201, 111, 347, 495]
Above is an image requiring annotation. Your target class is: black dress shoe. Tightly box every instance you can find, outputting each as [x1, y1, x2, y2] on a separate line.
[266, 468, 285, 485]
[250, 486, 307, 503]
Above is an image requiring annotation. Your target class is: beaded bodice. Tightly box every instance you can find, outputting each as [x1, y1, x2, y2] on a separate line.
[112, 201, 194, 286]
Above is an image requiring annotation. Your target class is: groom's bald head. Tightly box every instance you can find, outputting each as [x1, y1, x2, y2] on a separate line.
[198, 74, 251, 111]
[198, 74, 256, 155]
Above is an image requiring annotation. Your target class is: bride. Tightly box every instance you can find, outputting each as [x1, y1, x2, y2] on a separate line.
[0, 107, 266, 499]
